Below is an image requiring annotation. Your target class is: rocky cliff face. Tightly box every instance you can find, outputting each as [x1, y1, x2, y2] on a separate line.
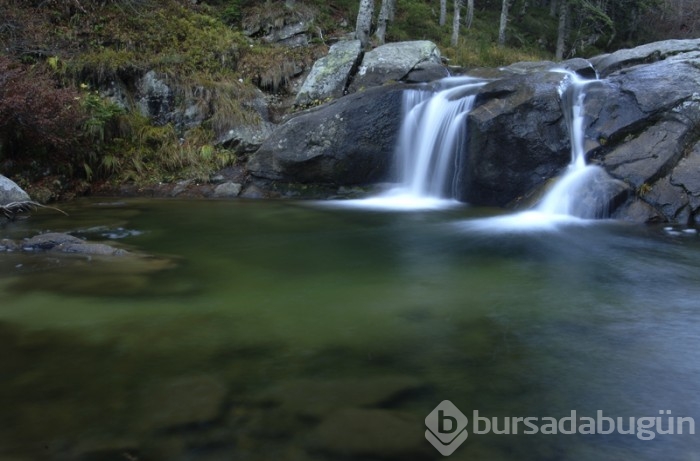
[247, 39, 700, 224]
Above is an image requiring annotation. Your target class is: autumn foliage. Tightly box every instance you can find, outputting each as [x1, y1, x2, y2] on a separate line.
[0, 55, 84, 166]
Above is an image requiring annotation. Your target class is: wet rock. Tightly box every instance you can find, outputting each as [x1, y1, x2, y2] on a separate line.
[670, 141, 700, 215]
[59, 242, 128, 256]
[589, 38, 700, 77]
[642, 175, 689, 222]
[611, 197, 665, 223]
[23, 233, 84, 250]
[248, 84, 404, 186]
[295, 40, 363, 106]
[239, 184, 267, 199]
[171, 179, 194, 197]
[213, 182, 242, 198]
[0, 238, 19, 252]
[349, 40, 445, 93]
[586, 53, 700, 222]
[306, 408, 431, 459]
[140, 374, 228, 431]
[22, 233, 128, 256]
[255, 375, 424, 418]
[459, 71, 571, 206]
[0, 174, 30, 205]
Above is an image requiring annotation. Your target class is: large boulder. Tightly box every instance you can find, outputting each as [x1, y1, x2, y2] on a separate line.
[451, 40, 700, 222]
[0, 175, 30, 205]
[348, 40, 447, 93]
[458, 71, 571, 206]
[247, 84, 404, 185]
[589, 38, 700, 78]
[585, 50, 700, 223]
[295, 40, 363, 106]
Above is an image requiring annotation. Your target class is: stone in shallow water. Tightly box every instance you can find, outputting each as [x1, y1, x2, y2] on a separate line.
[254, 375, 425, 418]
[306, 408, 432, 459]
[0, 174, 30, 205]
[139, 374, 228, 431]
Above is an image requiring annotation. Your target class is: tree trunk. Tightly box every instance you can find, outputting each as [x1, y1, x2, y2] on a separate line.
[440, 0, 447, 26]
[498, 0, 511, 46]
[355, 0, 375, 49]
[555, 0, 569, 59]
[549, 0, 558, 17]
[465, 0, 474, 28]
[451, 0, 462, 46]
[374, 0, 395, 44]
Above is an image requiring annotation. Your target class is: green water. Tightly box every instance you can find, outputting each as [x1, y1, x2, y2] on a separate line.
[1, 198, 699, 460]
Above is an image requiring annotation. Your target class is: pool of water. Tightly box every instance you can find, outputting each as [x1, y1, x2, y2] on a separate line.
[1, 197, 699, 460]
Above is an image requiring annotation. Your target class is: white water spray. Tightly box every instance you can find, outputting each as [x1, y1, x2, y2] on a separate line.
[340, 77, 486, 210]
[535, 71, 617, 220]
[396, 77, 486, 198]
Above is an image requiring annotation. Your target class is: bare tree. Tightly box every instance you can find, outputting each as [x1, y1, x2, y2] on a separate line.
[498, 0, 512, 46]
[451, 0, 462, 46]
[440, 0, 447, 26]
[555, 0, 569, 59]
[374, 0, 396, 44]
[355, 0, 375, 49]
[465, 0, 474, 28]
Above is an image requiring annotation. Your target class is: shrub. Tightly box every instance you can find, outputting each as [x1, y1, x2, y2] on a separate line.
[0, 56, 84, 165]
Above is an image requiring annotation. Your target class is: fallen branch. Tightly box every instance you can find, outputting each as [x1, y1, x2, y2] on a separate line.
[1, 201, 68, 220]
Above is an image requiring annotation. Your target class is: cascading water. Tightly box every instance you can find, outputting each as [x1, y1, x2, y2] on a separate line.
[348, 77, 486, 210]
[534, 71, 610, 219]
[463, 70, 624, 231]
[396, 77, 486, 198]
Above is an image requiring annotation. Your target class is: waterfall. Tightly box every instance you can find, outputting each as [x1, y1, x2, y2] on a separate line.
[535, 71, 617, 220]
[462, 70, 623, 231]
[395, 77, 485, 198]
[345, 77, 486, 210]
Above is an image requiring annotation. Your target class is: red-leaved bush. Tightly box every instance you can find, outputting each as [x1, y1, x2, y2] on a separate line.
[0, 55, 84, 166]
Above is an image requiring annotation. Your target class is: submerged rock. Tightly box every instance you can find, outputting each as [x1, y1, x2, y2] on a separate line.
[306, 408, 431, 459]
[140, 374, 228, 431]
[21, 232, 128, 256]
[254, 375, 425, 418]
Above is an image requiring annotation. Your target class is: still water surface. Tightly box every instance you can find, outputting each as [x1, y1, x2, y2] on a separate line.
[1, 198, 699, 460]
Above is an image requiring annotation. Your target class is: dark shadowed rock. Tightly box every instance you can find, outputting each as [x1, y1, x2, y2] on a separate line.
[136, 71, 173, 125]
[458, 71, 571, 206]
[248, 84, 404, 185]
